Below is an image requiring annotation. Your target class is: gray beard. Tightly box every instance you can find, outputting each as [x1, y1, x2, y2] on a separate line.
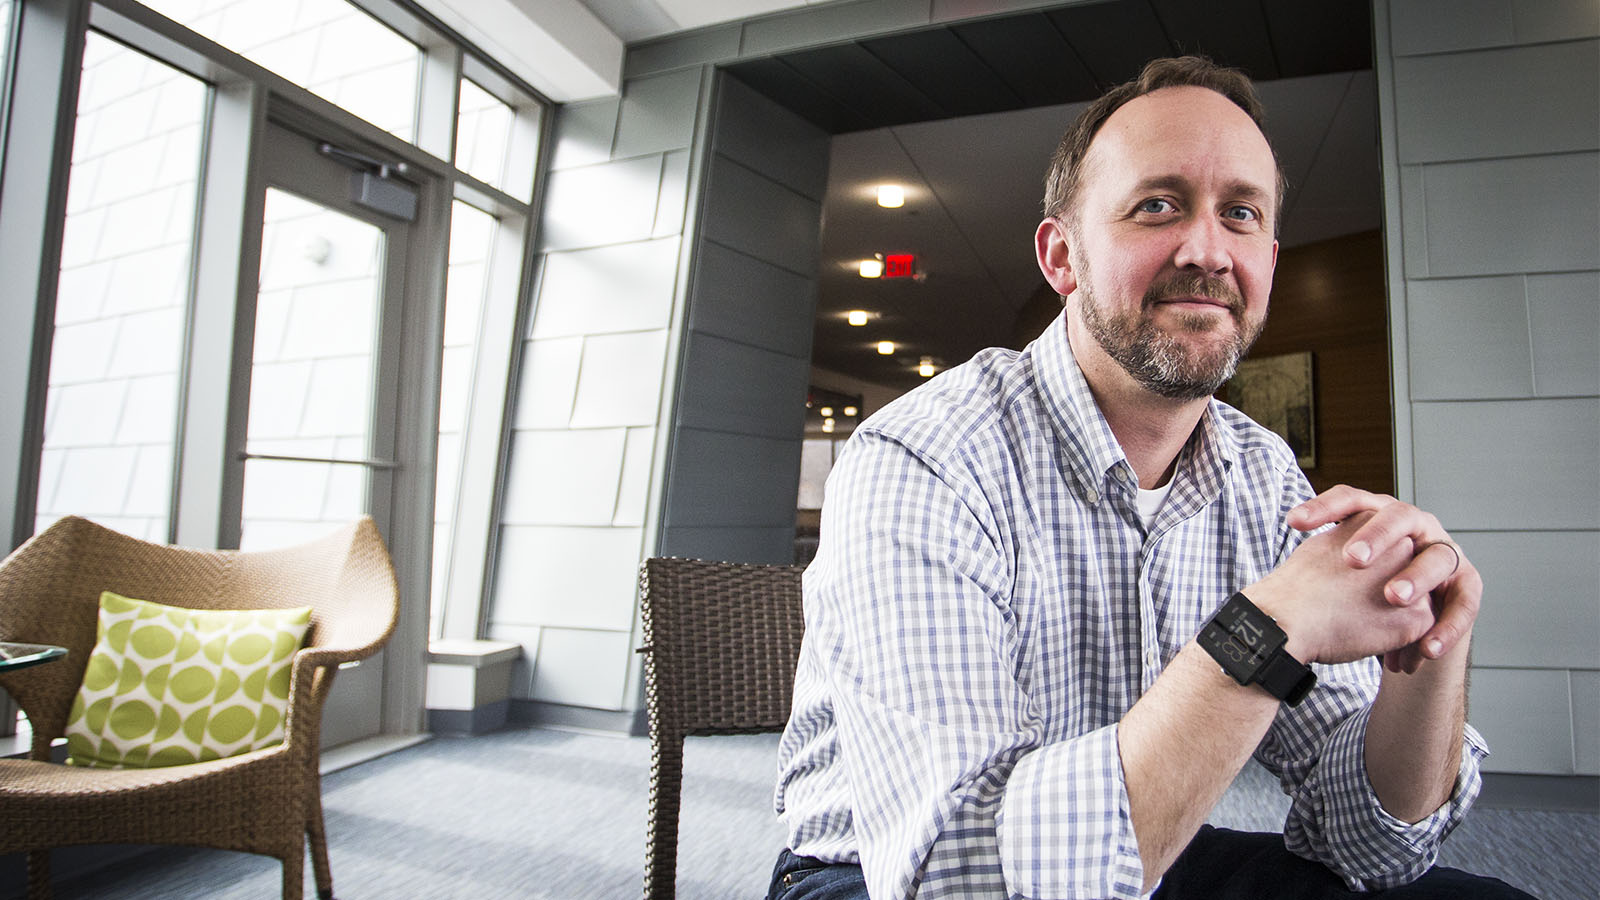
[1078, 272, 1263, 401]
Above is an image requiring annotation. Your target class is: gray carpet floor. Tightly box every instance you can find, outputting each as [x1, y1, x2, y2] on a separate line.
[10, 725, 1595, 898]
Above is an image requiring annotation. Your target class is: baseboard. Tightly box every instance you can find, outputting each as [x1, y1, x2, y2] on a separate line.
[1478, 774, 1598, 812]
[508, 699, 638, 735]
[427, 699, 510, 735]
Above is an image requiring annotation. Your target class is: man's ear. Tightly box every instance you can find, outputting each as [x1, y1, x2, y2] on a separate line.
[1035, 217, 1077, 298]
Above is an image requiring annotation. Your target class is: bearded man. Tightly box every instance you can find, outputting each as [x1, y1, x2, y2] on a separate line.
[767, 57, 1531, 900]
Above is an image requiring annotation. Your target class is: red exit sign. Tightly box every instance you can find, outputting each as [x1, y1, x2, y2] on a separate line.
[883, 253, 915, 278]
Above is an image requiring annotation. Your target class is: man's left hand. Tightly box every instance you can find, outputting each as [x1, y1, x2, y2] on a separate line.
[1288, 485, 1481, 673]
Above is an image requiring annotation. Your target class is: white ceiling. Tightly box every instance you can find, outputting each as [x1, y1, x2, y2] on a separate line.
[574, 0, 838, 43]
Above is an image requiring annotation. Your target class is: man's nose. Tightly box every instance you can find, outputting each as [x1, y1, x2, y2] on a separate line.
[1171, 216, 1232, 276]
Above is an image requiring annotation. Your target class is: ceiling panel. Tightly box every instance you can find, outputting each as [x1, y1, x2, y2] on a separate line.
[1148, 0, 1280, 79]
[723, 58, 877, 133]
[780, 43, 947, 126]
[1047, 0, 1174, 88]
[949, 14, 1099, 108]
[861, 27, 1024, 118]
[1263, 0, 1373, 77]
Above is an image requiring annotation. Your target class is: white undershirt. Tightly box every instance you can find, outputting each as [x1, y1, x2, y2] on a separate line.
[1136, 479, 1175, 529]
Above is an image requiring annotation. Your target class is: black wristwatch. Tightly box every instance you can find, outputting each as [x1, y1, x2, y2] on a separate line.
[1198, 592, 1317, 706]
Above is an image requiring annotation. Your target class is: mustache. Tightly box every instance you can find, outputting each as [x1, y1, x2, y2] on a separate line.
[1142, 273, 1244, 313]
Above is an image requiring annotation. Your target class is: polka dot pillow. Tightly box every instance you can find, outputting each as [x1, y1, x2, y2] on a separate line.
[64, 591, 313, 769]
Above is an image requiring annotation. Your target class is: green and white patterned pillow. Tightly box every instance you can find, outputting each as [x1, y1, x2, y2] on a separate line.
[64, 591, 312, 769]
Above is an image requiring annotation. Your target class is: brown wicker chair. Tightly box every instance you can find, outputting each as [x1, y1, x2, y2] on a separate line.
[637, 556, 805, 900]
[0, 515, 399, 900]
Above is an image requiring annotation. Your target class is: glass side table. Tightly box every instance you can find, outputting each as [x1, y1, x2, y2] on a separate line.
[0, 641, 67, 672]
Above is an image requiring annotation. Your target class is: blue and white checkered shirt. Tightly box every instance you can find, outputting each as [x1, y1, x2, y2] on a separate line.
[774, 314, 1487, 899]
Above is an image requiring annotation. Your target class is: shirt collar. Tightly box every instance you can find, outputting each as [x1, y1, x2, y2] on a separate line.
[1030, 311, 1239, 504]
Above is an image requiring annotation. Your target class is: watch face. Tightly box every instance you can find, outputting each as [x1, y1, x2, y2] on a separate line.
[1201, 620, 1266, 680]
[1203, 595, 1287, 683]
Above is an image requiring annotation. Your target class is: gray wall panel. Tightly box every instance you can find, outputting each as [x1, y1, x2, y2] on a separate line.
[675, 332, 810, 439]
[549, 98, 619, 171]
[1390, 0, 1515, 55]
[1469, 667, 1576, 774]
[1574, 670, 1600, 776]
[656, 73, 828, 566]
[1394, 41, 1599, 163]
[701, 156, 823, 275]
[1412, 398, 1600, 530]
[1456, 530, 1600, 669]
[713, 76, 832, 201]
[1407, 276, 1533, 400]
[1421, 152, 1599, 277]
[538, 155, 665, 252]
[614, 68, 703, 160]
[1529, 271, 1600, 397]
[663, 428, 804, 529]
[625, 25, 742, 79]
[1515, 0, 1600, 42]
[688, 241, 817, 357]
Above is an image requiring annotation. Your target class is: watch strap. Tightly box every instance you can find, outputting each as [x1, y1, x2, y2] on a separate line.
[1256, 644, 1317, 706]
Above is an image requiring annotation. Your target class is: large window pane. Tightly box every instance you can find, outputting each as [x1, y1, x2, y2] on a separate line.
[140, 0, 420, 142]
[240, 189, 381, 550]
[35, 32, 206, 541]
[429, 200, 495, 636]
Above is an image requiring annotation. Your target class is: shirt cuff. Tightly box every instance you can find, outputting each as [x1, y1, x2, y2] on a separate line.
[1286, 707, 1490, 890]
[996, 723, 1145, 899]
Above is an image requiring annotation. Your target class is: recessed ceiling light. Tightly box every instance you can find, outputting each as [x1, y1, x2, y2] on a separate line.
[822, 419, 835, 433]
[846, 309, 870, 326]
[877, 184, 905, 208]
[843, 406, 857, 417]
[819, 406, 833, 417]
[877, 340, 895, 355]
[859, 259, 883, 278]
[919, 356, 935, 377]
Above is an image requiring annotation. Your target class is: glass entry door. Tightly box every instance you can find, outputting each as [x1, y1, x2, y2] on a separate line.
[242, 120, 413, 748]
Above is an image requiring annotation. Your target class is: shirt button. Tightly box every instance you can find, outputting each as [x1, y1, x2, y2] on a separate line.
[1085, 488, 1100, 504]
[1145, 649, 1159, 669]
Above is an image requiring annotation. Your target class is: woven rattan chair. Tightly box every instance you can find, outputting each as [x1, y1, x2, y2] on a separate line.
[0, 515, 399, 900]
[637, 556, 805, 900]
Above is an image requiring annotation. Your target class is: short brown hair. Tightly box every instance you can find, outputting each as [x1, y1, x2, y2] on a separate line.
[1042, 56, 1286, 231]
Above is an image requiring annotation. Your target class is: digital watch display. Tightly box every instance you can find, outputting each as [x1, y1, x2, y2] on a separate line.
[1198, 592, 1316, 706]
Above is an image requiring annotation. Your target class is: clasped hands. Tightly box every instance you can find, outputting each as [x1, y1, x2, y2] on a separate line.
[1252, 486, 1481, 675]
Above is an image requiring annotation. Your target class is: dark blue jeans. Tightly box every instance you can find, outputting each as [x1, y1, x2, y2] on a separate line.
[765, 827, 1538, 899]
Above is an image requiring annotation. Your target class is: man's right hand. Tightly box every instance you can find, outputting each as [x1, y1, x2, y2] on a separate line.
[1247, 514, 1435, 666]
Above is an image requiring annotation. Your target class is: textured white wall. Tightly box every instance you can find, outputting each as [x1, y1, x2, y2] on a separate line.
[488, 68, 704, 710]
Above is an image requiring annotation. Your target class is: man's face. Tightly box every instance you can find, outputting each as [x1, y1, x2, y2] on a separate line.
[1064, 86, 1280, 400]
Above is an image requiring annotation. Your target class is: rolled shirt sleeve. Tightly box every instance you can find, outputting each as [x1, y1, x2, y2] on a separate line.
[1269, 677, 1490, 890]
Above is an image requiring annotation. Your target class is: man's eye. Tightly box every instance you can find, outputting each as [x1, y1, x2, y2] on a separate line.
[1223, 205, 1259, 222]
[1137, 198, 1175, 214]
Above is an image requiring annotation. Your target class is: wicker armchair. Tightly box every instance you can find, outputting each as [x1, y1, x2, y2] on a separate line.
[636, 556, 806, 900]
[0, 515, 399, 900]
